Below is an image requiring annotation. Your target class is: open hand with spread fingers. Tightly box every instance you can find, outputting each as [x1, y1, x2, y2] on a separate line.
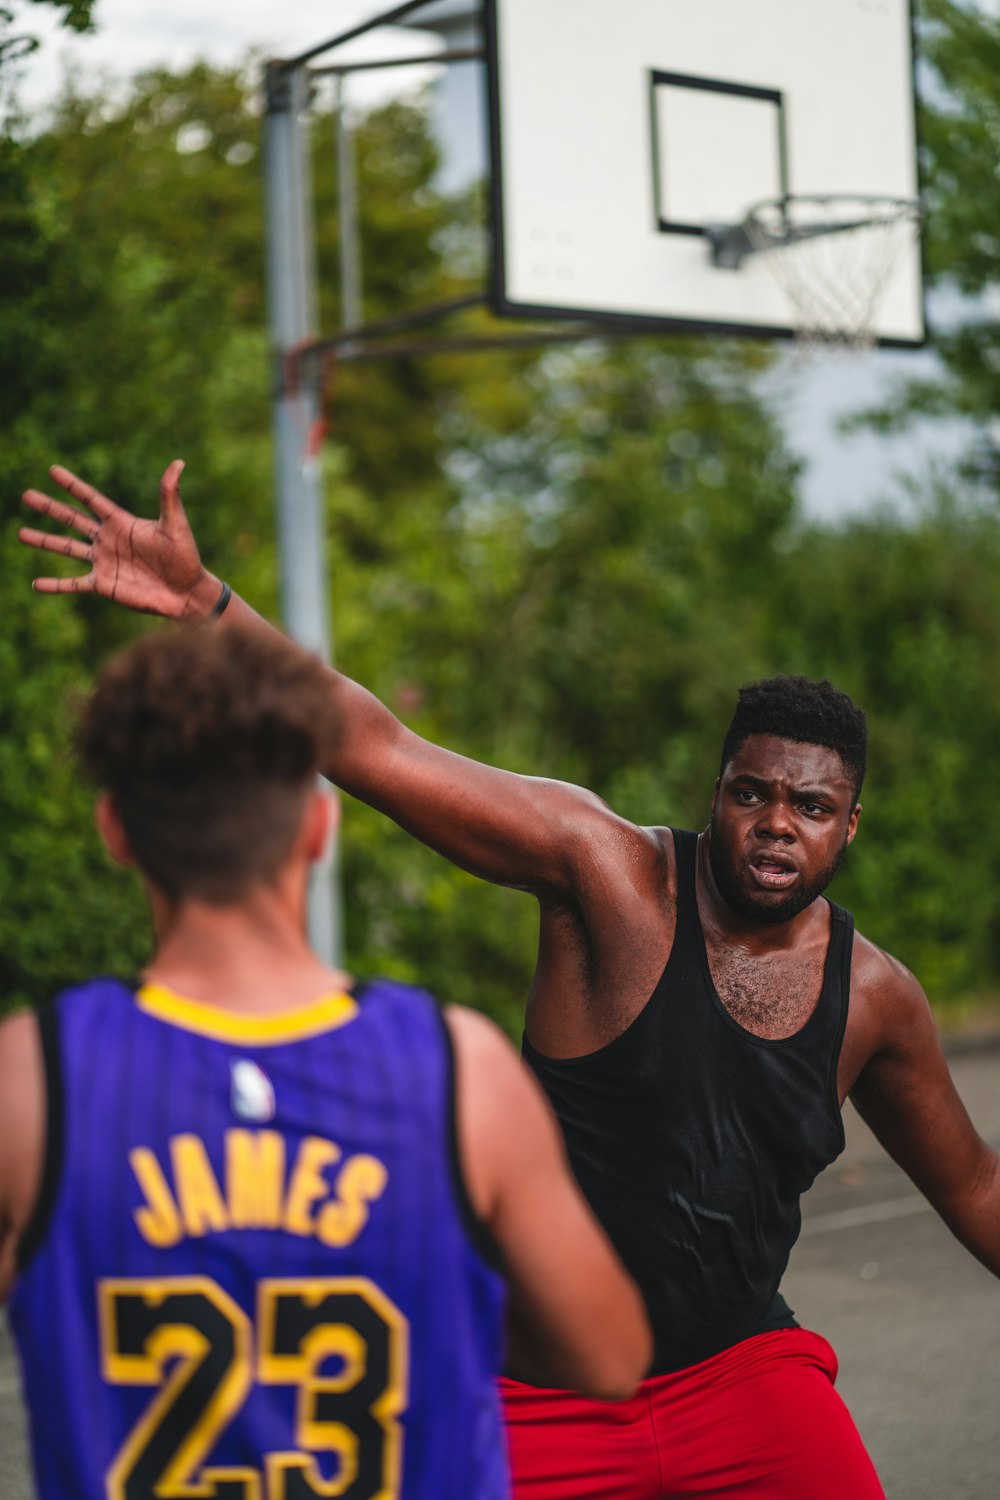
[19, 461, 224, 620]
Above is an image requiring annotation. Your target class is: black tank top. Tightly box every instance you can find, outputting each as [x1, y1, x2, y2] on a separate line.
[523, 827, 853, 1375]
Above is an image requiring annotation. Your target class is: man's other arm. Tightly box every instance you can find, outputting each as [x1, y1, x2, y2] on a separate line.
[849, 955, 1000, 1278]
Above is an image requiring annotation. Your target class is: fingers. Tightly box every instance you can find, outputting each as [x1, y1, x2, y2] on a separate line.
[158, 459, 187, 526]
[18, 526, 94, 563]
[48, 464, 117, 520]
[31, 573, 96, 595]
[21, 488, 102, 539]
[21, 473, 99, 587]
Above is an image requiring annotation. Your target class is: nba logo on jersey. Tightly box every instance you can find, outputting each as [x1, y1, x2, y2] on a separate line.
[230, 1058, 275, 1122]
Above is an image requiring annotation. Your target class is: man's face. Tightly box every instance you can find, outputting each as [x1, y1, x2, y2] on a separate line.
[709, 734, 860, 924]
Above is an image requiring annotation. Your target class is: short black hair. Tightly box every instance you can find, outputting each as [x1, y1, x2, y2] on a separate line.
[720, 675, 868, 802]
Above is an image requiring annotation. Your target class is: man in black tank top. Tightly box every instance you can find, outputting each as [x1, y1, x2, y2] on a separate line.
[21, 463, 1000, 1500]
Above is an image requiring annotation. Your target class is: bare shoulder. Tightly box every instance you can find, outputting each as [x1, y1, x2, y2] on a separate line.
[443, 1004, 561, 1222]
[851, 928, 930, 1021]
[0, 1011, 45, 1298]
[843, 928, 937, 1094]
[630, 822, 679, 900]
[844, 933, 993, 1212]
[443, 1003, 518, 1072]
[0, 1007, 37, 1052]
[555, 784, 664, 862]
[443, 1005, 541, 1116]
[564, 806, 673, 891]
[0, 1010, 45, 1161]
[643, 823, 679, 870]
[0, 1010, 44, 1113]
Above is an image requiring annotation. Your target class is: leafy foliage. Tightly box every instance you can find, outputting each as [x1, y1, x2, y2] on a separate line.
[0, 0, 96, 103]
[1, 65, 277, 1007]
[760, 490, 1000, 996]
[3, 50, 1000, 1025]
[851, 1, 1000, 477]
[19, 0, 94, 28]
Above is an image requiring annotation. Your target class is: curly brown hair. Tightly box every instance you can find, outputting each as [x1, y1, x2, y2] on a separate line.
[76, 623, 342, 903]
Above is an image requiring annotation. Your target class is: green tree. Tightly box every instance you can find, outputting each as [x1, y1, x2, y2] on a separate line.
[855, 0, 1000, 478]
[818, 0, 1000, 1009]
[759, 490, 1000, 1002]
[22, 57, 999, 1025]
[1, 0, 96, 104]
[0, 63, 279, 1008]
[18, 0, 94, 27]
[0, 66, 498, 1011]
[2, 60, 805, 1028]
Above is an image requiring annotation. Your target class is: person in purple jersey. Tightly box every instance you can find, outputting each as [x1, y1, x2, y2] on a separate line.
[17, 460, 1000, 1498]
[0, 622, 651, 1500]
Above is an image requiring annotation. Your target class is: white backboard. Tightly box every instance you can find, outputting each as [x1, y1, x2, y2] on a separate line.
[485, 0, 924, 345]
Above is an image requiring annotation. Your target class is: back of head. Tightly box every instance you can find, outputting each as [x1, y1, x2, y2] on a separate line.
[720, 674, 868, 801]
[77, 624, 341, 903]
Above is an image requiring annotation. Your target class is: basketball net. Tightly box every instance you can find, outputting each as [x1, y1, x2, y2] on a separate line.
[742, 194, 924, 353]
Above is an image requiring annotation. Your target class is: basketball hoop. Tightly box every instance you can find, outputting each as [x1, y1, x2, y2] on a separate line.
[708, 194, 925, 351]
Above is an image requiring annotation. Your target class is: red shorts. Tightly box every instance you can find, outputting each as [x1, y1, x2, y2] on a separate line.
[500, 1328, 885, 1500]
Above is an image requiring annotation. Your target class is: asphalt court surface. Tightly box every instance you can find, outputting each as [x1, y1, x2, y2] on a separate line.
[2, 1044, 998, 1499]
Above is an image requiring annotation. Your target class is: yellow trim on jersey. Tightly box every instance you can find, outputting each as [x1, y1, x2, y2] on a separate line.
[136, 983, 358, 1045]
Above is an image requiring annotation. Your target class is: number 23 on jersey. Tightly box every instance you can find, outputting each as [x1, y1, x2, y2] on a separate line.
[98, 1275, 408, 1500]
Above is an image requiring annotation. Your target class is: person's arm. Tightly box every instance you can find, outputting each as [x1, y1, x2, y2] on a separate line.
[0, 1012, 46, 1303]
[446, 1005, 652, 1398]
[20, 463, 639, 901]
[849, 958, 1000, 1277]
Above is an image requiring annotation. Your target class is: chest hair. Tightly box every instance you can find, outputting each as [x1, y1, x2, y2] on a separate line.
[705, 940, 826, 1041]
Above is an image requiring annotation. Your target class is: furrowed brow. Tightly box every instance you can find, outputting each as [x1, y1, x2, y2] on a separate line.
[731, 773, 838, 800]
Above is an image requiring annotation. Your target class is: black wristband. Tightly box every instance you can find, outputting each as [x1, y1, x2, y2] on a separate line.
[209, 581, 232, 619]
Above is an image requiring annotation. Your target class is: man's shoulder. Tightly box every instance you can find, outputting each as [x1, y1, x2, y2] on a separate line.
[639, 824, 695, 877]
[0, 1009, 40, 1077]
[850, 927, 926, 1013]
[0, 1011, 43, 1140]
[0, 1009, 46, 1273]
[0, 988, 113, 1088]
[604, 821, 683, 903]
[554, 802, 677, 896]
[558, 785, 665, 843]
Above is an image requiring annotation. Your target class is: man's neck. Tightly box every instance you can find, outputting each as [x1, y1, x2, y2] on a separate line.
[143, 886, 351, 1012]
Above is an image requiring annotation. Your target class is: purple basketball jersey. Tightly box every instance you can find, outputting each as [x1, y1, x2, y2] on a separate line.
[8, 976, 508, 1500]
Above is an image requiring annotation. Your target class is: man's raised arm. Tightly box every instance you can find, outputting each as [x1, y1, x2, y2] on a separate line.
[20, 461, 621, 898]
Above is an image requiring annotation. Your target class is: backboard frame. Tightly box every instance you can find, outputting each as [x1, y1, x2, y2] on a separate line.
[484, 0, 927, 348]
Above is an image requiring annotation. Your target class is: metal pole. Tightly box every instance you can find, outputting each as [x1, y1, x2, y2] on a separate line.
[335, 74, 363, 335]
[280, 0, 446, 72]
[311, 47, 485, 77]
[264, 60, 343, 966]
